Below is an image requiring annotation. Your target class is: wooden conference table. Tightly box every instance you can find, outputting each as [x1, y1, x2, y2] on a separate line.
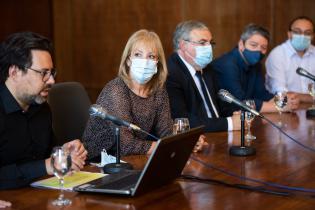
[1, 107, 315, 210]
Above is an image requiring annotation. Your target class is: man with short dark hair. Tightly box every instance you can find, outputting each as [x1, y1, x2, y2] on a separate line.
[166, 20, 241, 132]
[0, 32, 87, 189]
[211, 24, 299, 113]
[265, 16, 315, 103]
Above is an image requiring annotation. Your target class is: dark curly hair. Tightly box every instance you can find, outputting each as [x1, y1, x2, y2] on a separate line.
[0, 32, 53, 83]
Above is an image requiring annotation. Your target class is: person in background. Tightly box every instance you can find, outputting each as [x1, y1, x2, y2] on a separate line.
[265, 16, 315, 103]
[0, 32, 87, 190]
[83, 29, 206, 159]
[166, 20, 241, 132]
[211, 24, 299, 113]
[0, 200, 11, 208]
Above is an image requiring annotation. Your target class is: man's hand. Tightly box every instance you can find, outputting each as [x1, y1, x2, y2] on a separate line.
[0, 200, 11, 208]
[45, 157, 53, 175]
[63, 139, 87, 171]
[193, 134, 208, 153]
[232, 111, 241, 130]
[285, 92, 300, 111]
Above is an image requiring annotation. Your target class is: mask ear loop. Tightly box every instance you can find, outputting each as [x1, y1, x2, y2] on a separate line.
[182, 39, 196, 60]
[238, 40, 250, 65]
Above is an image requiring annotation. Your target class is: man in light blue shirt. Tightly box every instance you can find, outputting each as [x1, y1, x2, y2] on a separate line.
[265, 16, 315, 103]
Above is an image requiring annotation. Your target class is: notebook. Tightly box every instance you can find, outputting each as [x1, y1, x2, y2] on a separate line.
[73, 126, 204, 196]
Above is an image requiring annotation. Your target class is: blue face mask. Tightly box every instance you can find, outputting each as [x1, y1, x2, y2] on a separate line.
[129, 58, 157, 85]
[242, 48, 264, 66]
[290, 34, 311, 51]
[193, 45, 213, 68]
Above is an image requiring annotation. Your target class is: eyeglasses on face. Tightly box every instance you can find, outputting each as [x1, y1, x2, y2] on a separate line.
[184, 39, 216, 48]
[290, 29, 314, 36]
[25, 67, 57, 82]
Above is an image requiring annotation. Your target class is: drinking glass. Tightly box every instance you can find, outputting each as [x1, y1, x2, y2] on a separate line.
[173, 118, 190, 134]
[274, 91, 288, 127]
[308, 82, 315, 108]
[244, 100, 256, 140]
[51, 146, 72, 206]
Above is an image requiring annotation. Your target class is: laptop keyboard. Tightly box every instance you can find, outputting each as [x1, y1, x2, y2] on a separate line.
[97, 172, 141, 190]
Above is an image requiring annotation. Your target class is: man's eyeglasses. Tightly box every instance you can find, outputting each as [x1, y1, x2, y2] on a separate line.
[290, 29, 314, 37]
[184, 39, 216, 48]
[25, 67, 57, 82]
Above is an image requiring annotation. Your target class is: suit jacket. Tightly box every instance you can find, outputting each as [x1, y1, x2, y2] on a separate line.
[211, 47, 274, 112]
[166, 53, 234, 132]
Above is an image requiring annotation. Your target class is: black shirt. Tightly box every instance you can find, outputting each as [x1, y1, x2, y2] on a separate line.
[0, 84, 54, 189]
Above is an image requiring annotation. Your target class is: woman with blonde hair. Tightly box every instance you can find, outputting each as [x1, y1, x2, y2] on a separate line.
[83, 29, 173, 158]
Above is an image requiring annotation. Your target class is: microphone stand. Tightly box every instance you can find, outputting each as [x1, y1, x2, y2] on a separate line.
[306, 78, 315, 118]
[295, 69, 315, 118]
[229, 110, 256, 156]
[103, 126, 133, 174]
[306, 87, 315, 118]
[306, 107, 315, 118]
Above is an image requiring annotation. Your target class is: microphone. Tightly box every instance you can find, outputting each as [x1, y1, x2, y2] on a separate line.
[218, 91, 315, 154]
[89, 104, 141, 131]
[218, 89, 261, 117]
[296, 67, 315, 81]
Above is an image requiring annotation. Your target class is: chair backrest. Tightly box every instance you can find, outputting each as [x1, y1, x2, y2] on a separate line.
[48, 82, 91, 145]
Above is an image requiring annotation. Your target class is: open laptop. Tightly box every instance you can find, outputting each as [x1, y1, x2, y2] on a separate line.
[74, 126, 204, 196]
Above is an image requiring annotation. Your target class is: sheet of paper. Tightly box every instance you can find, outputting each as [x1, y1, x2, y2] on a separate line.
[31, 171, 106, 191]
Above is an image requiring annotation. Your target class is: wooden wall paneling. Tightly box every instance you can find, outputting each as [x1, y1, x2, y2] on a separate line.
[0, 0, 52, 42]
[52, 0, 315, 102]
[273, 0, 315, 47]
[53, 0, 182, 102]
[52, 0, 73, 82]
[184, 0, 272, 57]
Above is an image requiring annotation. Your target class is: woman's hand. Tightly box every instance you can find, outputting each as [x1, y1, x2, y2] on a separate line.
[193, 134, 208, 153]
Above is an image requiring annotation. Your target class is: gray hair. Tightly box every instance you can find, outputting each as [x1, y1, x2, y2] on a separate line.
[240, 24, 270, 42]
[173, 20, 209, 51]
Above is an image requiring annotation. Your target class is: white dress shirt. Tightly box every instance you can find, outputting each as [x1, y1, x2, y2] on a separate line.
[178, 54, 233, 131]
[265, 39, 315, 94]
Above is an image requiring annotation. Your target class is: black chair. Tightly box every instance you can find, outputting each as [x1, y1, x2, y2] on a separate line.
[48, 82, 91, 145]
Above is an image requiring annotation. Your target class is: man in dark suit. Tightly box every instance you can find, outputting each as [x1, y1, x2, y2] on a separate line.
[166, 20, 241, 132]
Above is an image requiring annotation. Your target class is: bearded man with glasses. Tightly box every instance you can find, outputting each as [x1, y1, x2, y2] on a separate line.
[0, 32, 87, 190]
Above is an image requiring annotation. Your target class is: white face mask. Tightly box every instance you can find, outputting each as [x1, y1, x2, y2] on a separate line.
[193, 45, 213, 68]
[290, 34, 311, 51]
[129, 58, 158, 84]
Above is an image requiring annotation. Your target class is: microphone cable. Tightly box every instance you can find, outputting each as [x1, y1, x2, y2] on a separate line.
[135, 128, 160, 141]
[218, 89, 315, 153]
[190, 156, 315, 194]
[260, 115, 315, 153]
[179, 174, 291, 197]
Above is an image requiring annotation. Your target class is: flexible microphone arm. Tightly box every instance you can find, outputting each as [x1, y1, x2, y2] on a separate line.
[218, 89, 261, 117]
[89, 104, 141, 130]
[89, 104, 159, 140]
[218, 89, 315, 153]
[296, 67, 315, 81]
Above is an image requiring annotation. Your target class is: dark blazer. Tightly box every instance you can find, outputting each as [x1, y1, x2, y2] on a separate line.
[166, 53, 234, 132]
[211, 47, 274, 112]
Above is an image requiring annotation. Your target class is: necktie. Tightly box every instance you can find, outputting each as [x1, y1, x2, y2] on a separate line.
[195, 71, 219, 118]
